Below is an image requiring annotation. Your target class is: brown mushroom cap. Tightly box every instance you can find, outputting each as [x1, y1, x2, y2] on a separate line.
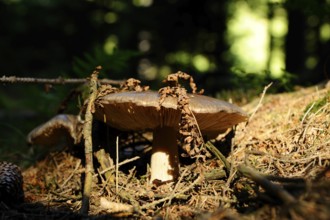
[26, 114, 82, 146]
[95, 90, 247, 183]
[95, 91, 247, 137]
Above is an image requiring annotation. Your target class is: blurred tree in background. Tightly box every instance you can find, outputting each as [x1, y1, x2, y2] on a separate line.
[0, 0, 330, 164]
[285, 0, 330, 83]
[1, 0, 329, 89]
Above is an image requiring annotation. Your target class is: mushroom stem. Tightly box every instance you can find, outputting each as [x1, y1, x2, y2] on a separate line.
[150, 127, 179, 183]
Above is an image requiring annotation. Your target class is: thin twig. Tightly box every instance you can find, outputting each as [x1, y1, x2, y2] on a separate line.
[167, 167, 189, 205]
[60, 160, 81, 189]
[97, 156, 140, 175]
[80, 66, 100, 214]
[0, 75, 124, 85]
[140, 175, 204, 210]
[247, 82, 273, 124]
[116, 136, 119, 193]
[50, 191, 82, 200]
[300, 102, 315, 125]
[115, 190, 145, 216]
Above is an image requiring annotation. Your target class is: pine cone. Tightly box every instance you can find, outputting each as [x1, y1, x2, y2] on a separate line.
[0, 161, 24, 205]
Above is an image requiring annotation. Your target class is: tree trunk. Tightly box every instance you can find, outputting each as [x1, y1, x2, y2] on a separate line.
[285, 9, 306, 83]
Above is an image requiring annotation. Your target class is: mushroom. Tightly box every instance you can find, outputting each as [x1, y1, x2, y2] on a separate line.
[94, 91, 247, 183]
[27, 114, 83, 146]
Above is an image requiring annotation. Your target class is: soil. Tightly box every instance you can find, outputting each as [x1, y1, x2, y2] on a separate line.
[1, 82, 330, 220]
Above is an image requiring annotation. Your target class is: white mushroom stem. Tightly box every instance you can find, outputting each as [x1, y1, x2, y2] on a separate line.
[150, 126, 179, 183]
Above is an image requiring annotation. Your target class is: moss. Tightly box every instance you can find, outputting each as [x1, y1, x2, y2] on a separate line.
[303, 91, 330, 116]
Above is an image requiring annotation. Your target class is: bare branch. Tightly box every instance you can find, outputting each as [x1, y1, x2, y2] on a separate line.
[80, 66, 100, 214]
[0, 75, 125, 85]
[237, 165, 297, 204]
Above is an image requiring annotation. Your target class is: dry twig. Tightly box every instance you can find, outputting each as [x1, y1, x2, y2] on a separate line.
[237, 164, 296, 204]
[60, 160, 81, 189]
[140, 174, 204, 210]
[0, 75, 124, 85]
[247, 82, 273, 124]
[80, 66, 100, 214]
[97, 156, 140, 175]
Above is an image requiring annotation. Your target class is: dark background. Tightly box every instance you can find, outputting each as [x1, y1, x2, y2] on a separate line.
[0, 0, 329, 164]
[1, 1, 329, 85]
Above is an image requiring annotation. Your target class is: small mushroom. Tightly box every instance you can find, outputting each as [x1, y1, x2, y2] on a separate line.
[27, 114, 83, 146]
[94, 91, 248, 183]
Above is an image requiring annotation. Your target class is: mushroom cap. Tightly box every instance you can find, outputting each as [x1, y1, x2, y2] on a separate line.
[95, 91, 247, 137]
[26, 114, 82, 146]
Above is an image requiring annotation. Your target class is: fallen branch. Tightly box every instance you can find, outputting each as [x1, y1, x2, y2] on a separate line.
[206, 141, 298, 204]
[0, 75, 124, 85]
[100, 197, 134, 214]
[237, 165, 296, 204]
[80, 66, 100, 214]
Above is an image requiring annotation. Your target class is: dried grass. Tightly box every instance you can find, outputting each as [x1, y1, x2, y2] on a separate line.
[3, 83, 329, 219]
[234, 85, 330, 179]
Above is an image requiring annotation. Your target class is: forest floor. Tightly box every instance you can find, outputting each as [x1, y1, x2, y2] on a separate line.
[1, 81, 330, 220]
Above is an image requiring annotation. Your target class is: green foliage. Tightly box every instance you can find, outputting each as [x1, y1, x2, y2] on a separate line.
[303, 91, 330, 116]
[230, 68, 296, 93]
[215, 68, 297, 104]
[72, 46, 140, 79]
